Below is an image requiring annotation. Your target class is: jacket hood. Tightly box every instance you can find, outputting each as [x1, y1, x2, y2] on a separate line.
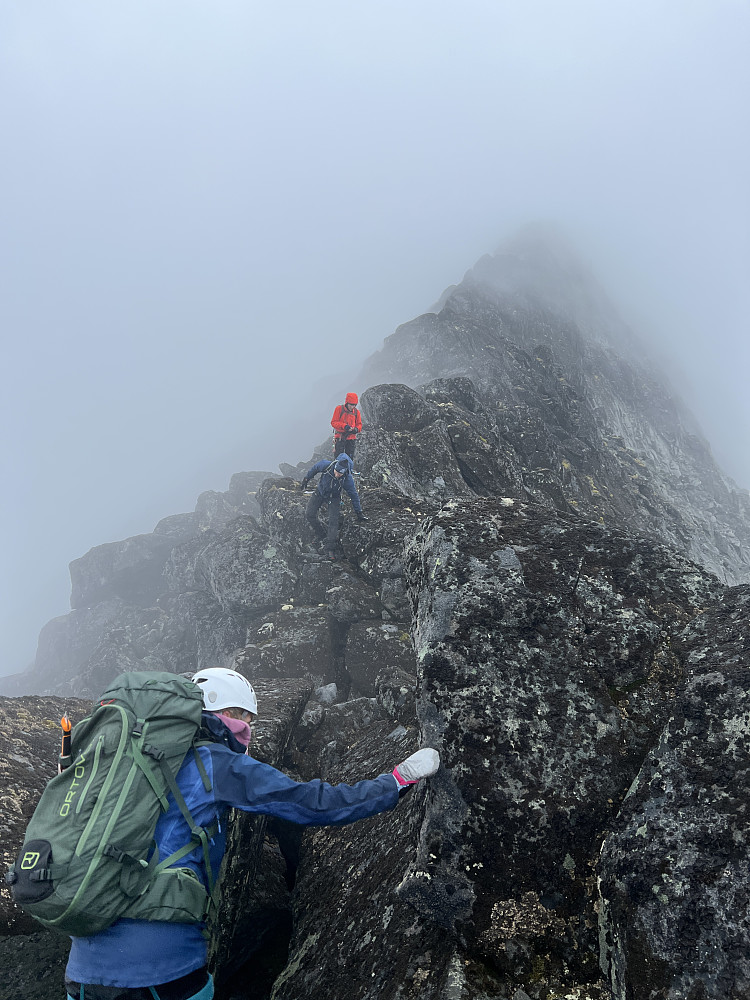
[200, 710, 248, 754]
[345, 392, 358, 405]
[334, 453, 354, 473]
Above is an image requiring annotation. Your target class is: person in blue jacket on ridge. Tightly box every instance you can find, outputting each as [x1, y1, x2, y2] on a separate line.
[65, 667, 440, 1000]
[300, 452, 367, 560]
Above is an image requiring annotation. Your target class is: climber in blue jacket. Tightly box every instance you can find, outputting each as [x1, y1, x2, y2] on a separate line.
[65, 667, 440, 1000]
[300, 452, 368, 561]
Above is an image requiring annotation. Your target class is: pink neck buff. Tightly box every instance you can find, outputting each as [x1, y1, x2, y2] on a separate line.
[215, 713, 253, 747]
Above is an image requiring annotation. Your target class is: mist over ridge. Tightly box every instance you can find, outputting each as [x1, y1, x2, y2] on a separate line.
[3, 2, 748, 687]
[3, 221, 749, 696]
[3, 223, 750, 998]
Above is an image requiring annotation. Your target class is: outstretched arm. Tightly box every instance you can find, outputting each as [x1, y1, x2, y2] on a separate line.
[206, 746, 440, 826]
[212, 752, 399, 825]
[302, 460, 329, 483]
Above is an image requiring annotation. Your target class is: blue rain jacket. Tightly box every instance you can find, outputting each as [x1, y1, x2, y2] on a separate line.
[305, 454, 362, 513]
[66, 730, 398, 988]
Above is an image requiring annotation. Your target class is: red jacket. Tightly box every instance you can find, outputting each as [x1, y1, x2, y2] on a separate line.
[331, 402, 362, 439]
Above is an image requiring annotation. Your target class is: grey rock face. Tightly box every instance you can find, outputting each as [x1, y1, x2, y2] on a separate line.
[359, 238, 750, 587]
[346, 622, 415, 698]
[69, 534, 176, 610]
[598, 585, 750, 1000]
[268, 711, 452, 1000]
[165, 516, 297, 614]
[235, 607, 331, 685]
[2, 600, 193, 699]
[210, 678, 311, 993]
[359, 389, 473, 501]
[403, 496, 720, 983]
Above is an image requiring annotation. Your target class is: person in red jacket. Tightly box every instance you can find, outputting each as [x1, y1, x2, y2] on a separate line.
[331, 392, 362, 459]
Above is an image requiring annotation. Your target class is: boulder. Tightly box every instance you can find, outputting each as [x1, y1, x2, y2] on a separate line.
[598, 585, 750, 1000]
[360, 383, 441, 433]
[69, 534, 174, 610]
[375, 665, 417, 723]
[346, 622, 415, 697]
[357, 415, 471, 501]
[257, 476, 312, 547]
[402, 496, 720, 985]
[153, 511, 200, 542]
[325, 573, 384, 626]
[234, 607, 330, 685]
[165, 517, 297, 614]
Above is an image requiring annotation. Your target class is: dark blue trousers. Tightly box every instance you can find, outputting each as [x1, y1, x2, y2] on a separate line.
[305, 491, 341, 554]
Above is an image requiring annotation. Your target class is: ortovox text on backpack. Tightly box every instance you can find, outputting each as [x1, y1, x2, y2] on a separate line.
[5, 671, 216, 936]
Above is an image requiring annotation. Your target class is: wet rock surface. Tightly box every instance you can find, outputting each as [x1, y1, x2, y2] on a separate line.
[598, 585, 750, 999]
[2, 237, 750, 999]
[404, 497, 721, 988]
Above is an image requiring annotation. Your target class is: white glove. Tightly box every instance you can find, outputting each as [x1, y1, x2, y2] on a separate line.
[393, 748, 440, 787]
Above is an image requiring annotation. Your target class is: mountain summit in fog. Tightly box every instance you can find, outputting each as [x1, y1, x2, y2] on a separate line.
[361, 230, 750, 585]
[2, 234, 749, 999]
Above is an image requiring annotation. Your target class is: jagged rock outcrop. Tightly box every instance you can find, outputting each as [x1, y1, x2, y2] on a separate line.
[402, 496, 720, 986]
[2, 235, 750, 999]
[70, 533, 180, 610]
[0, 474, 276, 699]
[361, 233, 750, 586]
[599, 585, 750, 999]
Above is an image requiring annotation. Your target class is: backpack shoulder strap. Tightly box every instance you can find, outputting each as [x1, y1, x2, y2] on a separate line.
[192, 743, 212, 792]
[153, 754, 216, 896]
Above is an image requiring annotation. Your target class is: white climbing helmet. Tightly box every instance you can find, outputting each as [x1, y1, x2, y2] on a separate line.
[192, 667, 258, 717]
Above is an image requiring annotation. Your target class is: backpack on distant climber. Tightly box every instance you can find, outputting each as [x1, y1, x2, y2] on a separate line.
[5, 671, 216, 937]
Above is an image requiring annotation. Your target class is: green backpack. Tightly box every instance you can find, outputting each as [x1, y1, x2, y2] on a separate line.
[6, 671, 218, 937]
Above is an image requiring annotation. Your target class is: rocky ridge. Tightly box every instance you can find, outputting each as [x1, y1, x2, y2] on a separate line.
[361, 232, 750, 586]
[2, 238, 749, 999]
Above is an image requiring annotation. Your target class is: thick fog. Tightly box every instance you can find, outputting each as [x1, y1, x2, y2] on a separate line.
[2, 1, 748, 675]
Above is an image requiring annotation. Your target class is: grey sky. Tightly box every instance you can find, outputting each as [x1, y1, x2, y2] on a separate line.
[2, 1, 748, 674]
